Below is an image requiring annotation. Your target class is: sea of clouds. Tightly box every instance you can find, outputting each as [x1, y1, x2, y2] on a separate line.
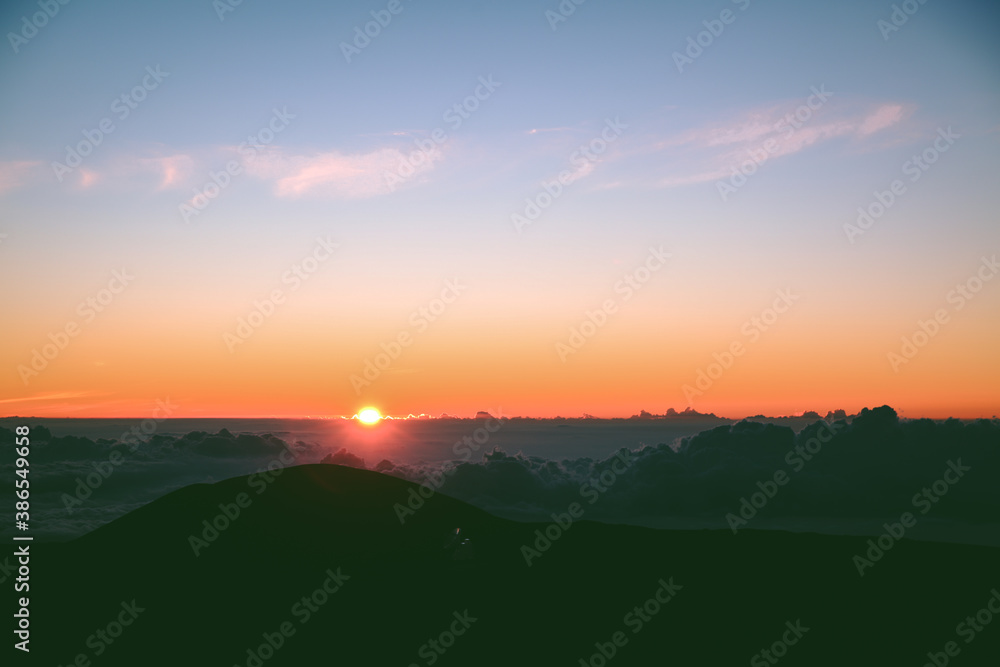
[1, 407, 997, 545]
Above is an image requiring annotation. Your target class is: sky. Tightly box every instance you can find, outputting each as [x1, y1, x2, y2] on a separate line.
[1, 0, 998, 419]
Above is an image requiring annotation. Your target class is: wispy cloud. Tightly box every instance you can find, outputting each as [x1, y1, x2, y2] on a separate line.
[139, 154, 195, 190]
[78, 168, 100, 189]
[857, 104, 904, 136]
[0, 390, 107, 405]
[526, 126, 576, 135]
[32, 143, 439, 199]
[0, 160, 43, 194]
[243, 147, 442, 198]
[654, 101, 910, 188]
[561, 159, 596, 185]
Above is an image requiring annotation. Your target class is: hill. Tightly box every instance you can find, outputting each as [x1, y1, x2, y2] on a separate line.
[24, 464, 1000, 666]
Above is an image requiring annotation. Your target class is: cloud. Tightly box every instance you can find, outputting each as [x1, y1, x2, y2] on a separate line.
[138, 154, 195, 189]
[381, 408, 999, 537]
[2, 152, 196, 194]
[10, 409, 998, 545]
[244, 146, 442, 198]
[78, 168, 100, 189]
[857, 104, 905, 136]
[14, 141, 442, 199]
[527, 127, 575, 135]
[560, 159, 595, 185]
[0, 390, 107, 405]
[0, 160, 43, 194]
[320, 447, 366, 469]
[654, 100, 908, 188]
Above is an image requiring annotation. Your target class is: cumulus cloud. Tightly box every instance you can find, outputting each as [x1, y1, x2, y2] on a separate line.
[344, 407, 1000, 534]
[320, 447, 366, 469]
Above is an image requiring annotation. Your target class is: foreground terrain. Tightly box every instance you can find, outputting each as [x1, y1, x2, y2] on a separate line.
[22, 464, 1000, 666]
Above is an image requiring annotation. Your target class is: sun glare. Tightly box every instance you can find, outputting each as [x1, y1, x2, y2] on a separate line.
[357, 407, 382, 425]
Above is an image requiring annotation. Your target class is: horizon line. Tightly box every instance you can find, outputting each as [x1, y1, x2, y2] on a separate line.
[2, 407, 998, 422]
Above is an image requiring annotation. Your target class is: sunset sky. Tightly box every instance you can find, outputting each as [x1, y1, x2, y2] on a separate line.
[1, 0, 998, 419]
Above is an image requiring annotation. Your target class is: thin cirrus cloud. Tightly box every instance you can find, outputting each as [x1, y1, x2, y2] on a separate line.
[656, 102, 908, 188]
[857, 104, 906, 136]
[242, 145, 443, 199]
[3, 100, 906, 199]
[561, 158, 596, 185]
[0, 160, 43, 194]
[526, 127, 576, 135]
[1, 143, 442, 200]
[0, 390, 109, 405]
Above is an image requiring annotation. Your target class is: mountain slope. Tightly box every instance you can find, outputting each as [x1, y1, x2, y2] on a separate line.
[25, 464, 1000, 666]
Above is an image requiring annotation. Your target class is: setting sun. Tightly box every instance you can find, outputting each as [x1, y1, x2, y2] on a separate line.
[357, 407, 382, 425]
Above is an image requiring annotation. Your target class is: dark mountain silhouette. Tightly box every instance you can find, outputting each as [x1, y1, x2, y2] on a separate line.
[24, 464, 1000, 666]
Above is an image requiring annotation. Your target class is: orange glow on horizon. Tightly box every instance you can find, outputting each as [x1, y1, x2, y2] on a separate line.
[1, 304, 996, 421]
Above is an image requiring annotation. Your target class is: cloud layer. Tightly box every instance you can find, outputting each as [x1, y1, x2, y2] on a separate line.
[3, 407, 997, 545]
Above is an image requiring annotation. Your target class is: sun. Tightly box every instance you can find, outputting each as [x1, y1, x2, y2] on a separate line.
[357, 407, 382, 425]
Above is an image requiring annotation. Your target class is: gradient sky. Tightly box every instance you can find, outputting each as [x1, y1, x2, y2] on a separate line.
[1, 0, 998, 419]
